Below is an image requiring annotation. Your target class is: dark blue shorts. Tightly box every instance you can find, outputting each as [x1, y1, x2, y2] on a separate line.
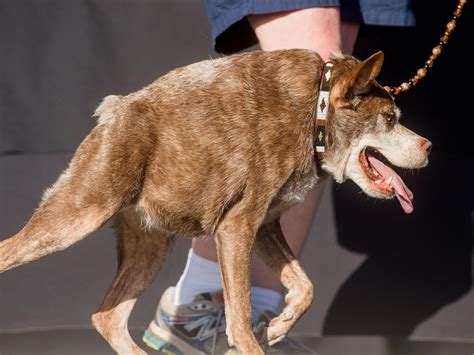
[204, 0, 415, 53]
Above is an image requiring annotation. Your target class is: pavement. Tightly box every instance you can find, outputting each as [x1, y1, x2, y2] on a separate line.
[1, 329, 473, 355]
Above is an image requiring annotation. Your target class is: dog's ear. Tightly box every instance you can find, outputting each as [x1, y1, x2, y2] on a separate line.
[349, 51, 384, 95]
[332, 51, 384, 104]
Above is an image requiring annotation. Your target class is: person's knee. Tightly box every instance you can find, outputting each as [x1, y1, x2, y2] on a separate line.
[247, 7, 342, 57]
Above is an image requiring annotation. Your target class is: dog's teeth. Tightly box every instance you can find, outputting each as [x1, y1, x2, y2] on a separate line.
[375, 178, 383, 185]
[386, 176, 393, 186]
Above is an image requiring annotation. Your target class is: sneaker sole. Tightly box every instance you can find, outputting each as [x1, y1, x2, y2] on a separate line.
[143, 320, 207, 355]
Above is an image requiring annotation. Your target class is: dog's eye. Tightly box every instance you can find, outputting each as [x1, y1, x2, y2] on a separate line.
[384, 114, 395, 123]
[378, 113, 396, 128]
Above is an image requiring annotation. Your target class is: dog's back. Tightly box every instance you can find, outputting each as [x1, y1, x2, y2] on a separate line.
[89, 49, 324, 236]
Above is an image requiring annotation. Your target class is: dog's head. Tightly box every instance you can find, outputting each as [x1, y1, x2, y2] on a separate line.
[321, 51, 432, 214]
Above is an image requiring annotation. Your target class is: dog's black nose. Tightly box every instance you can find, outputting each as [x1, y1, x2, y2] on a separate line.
[421, 139, 432, 154]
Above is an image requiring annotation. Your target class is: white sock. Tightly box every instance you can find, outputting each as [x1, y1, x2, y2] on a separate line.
[174, 248, 222, 305]
[251, 286, 283, 323]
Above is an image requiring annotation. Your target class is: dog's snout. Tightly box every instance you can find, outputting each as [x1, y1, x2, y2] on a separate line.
[420, 139, 432, 154]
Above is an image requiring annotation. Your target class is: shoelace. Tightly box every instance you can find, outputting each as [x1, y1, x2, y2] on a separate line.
[208, 308, 312, 354]
[210, 306, 225, 355]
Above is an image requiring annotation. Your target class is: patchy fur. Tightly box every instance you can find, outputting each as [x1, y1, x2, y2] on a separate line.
[0, 49, 431, 355]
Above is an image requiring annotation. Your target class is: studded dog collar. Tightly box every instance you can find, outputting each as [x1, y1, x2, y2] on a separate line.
[314, 61, 334, 154]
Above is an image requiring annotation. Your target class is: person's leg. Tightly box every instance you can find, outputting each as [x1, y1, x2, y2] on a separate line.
[246, 9, 360, 307]
[249, 15, 360, 296]
[341, 21, 360, 54]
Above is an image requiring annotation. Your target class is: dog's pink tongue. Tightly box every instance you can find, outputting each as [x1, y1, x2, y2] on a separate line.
[367, 156, 414, 214]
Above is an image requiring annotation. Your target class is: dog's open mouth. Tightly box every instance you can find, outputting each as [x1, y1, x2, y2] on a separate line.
[359, 147, 414, 214]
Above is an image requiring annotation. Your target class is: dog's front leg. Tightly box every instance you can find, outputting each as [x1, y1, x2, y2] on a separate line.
[254, 220, 314, 346]
[215, 195, 268, 355]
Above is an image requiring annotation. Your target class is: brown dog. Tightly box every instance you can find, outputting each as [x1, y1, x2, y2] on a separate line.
[0, 49, 431, 354]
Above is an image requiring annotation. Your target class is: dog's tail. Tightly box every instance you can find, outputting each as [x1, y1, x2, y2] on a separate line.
[0, 99, 153, 273]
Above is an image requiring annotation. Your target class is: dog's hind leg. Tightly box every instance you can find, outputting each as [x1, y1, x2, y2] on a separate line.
[253, 220, 314, 347]
[92, 209, 175, 355]
[0, 122, 148, 274]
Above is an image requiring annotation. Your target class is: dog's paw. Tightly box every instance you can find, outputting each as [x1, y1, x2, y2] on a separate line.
[226, 326, 235, 347]
[254, 322, 286, 347]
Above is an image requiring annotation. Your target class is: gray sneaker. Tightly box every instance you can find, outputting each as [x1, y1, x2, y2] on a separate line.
[143, 287, 315, 354]
[143, 287, 235, 354]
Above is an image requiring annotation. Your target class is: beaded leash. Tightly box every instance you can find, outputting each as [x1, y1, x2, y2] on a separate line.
[385, 0, 469, 96]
